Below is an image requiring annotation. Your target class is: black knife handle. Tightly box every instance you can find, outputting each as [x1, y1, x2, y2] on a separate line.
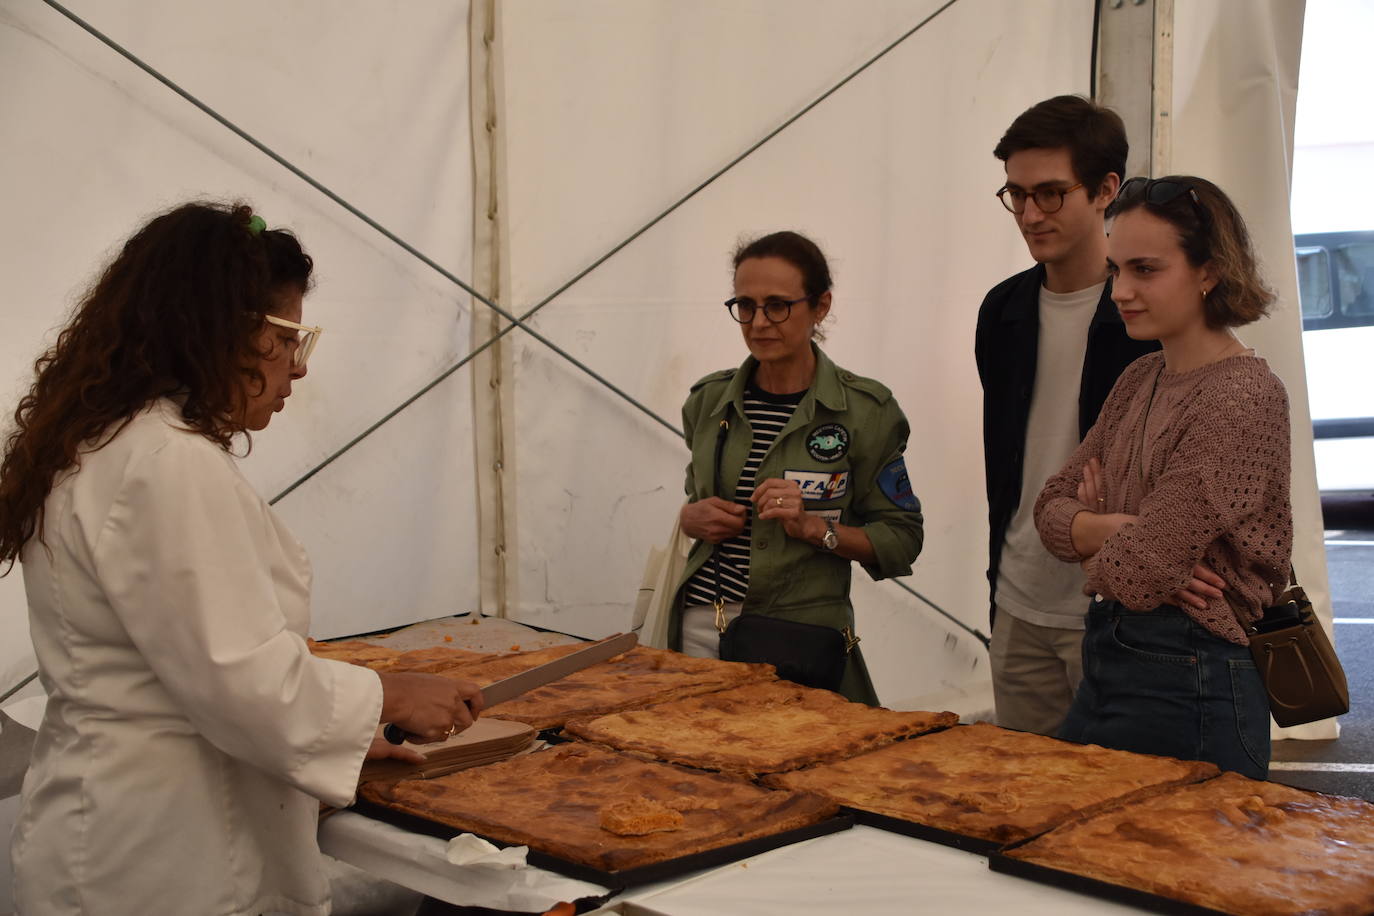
[382, 723, 408, 745]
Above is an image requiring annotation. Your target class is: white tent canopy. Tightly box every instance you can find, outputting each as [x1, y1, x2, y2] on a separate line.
[0, 0, 1328, 756]
[0, 0, 1338, 907]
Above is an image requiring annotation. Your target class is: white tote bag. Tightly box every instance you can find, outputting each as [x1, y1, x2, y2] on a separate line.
[632, 509, 693, 649]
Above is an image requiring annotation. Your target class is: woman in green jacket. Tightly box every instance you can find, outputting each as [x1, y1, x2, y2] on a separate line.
[671, 231, 925, 704]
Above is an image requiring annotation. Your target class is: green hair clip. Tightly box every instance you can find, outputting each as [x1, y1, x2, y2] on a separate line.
[247, 214, 267, 236]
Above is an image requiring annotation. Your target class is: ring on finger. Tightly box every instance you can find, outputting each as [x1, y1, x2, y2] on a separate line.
[445, 725, 457, 738]
[775, 496, 784, 507]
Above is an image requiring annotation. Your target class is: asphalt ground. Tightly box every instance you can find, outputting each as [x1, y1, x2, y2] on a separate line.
[1267, 492, 1374, 800]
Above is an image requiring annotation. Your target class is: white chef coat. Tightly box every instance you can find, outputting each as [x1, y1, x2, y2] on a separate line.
[11, 399, 383, 916]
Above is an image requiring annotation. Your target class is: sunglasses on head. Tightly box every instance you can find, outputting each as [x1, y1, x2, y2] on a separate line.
[1114, 177, 1209, 225]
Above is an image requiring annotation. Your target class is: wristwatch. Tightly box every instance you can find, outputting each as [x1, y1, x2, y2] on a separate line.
[820, 519, 839, 551]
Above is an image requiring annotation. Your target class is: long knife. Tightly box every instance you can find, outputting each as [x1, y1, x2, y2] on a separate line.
[383, 631, 638, 744]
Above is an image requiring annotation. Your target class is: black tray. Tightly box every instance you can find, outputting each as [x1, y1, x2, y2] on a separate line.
[353, 799, 854, 889]
[844, 807, 1005, 856]
[987, 851, 1232, 916]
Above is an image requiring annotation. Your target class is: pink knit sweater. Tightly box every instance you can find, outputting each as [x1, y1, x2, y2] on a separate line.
[1035, 351, 1292, 644]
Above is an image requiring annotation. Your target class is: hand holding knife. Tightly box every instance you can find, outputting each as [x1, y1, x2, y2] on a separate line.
[382, 632, 637, 745]
[375, 670, 482, 747]
[382, 698, 481, 746]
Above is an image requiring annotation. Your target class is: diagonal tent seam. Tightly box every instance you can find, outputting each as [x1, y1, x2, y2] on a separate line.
[459, 0, 984, 645]
[261, 0, 964, 501]
[456, 0, 982, 645]
[41, 0, 959, 501]
[472, 0, 964, 360]
[271, 0, 964, 502]
[35, 0, 986, 648]
[37, 0, 683, 509]
[0, 671, 38, 705]
[895, 581, 988, 647]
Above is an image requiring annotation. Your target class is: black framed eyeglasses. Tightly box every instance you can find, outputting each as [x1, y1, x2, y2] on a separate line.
[1113, 177, 1209, 225]
[996, 182, 1084, 215]
[725, 295, 809, 324]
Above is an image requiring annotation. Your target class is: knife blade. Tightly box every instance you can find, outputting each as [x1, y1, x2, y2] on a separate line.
[383, 631, 638, 744]
[480, 631, 638, 707]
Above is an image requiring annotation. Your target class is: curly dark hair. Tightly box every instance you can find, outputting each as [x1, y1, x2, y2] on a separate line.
[0, 201, 313, 571]
[1107, 175, 1275, 328]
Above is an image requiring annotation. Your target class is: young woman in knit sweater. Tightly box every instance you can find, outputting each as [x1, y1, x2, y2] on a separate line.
[1034, 175, 1291, 779]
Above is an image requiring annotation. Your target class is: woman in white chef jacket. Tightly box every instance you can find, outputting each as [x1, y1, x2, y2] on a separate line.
[0, 202, 482, 916]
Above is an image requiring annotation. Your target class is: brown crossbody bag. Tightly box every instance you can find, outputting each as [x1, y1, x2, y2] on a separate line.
[1247, 571, 1349, 727]
[1137, 367, 1347, 727]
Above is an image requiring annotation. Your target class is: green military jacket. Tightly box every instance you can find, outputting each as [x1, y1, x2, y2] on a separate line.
[670, 345, 925, 704]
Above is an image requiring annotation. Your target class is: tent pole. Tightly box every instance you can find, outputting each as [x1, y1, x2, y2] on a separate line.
[1095, 0, 1174, 179]
[471, 0, 513, 619]
[1151, 0, 1175, 176]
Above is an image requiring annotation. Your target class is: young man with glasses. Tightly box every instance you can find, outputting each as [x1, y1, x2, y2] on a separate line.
[975, 95, 1158, 735]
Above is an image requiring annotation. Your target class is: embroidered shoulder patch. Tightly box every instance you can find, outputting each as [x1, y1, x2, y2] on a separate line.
[877, 457, 920, 511]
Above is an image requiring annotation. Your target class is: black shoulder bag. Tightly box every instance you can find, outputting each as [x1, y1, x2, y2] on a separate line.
[709, 418, 853, 692]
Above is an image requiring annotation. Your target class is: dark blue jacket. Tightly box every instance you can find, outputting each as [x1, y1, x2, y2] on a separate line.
[974, 263, 1159, 623]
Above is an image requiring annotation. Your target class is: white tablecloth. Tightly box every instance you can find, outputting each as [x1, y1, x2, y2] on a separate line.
[319, 815, 1148, 914]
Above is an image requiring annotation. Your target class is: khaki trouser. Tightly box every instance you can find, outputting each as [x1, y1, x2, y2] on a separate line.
[989, 609, 1085, 736]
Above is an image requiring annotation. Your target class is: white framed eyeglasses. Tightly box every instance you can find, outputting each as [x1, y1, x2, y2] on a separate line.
[262, 314, 323, 368]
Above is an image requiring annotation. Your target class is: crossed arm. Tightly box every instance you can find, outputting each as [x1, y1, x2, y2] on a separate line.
[1068, 456, 1227, 611]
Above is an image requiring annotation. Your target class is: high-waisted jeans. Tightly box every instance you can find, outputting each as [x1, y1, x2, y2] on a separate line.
[1058, 598, 1270, 779]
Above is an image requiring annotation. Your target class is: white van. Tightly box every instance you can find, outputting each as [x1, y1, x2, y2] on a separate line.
[1295, 230, 1374, 494]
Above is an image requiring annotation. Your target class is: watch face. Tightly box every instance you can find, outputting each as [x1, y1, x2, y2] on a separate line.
[822, 525, 838, 549]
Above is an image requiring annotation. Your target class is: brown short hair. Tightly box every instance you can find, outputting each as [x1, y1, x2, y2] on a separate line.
[994, 95, 1128, 199]
[1108, 175, 1275, 328]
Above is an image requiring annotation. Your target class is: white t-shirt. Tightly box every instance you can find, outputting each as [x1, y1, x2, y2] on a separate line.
[994, 281, 1104, 630]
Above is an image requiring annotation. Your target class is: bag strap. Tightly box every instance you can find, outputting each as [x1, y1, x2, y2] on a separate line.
[1260, 636, 1318, 708]
[712, 418, 730, 632]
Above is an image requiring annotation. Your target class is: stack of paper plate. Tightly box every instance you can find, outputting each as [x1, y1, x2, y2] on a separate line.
[359, 718, 536, 784]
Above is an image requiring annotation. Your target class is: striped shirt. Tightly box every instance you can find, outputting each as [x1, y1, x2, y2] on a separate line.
[682, 386, 804, 606]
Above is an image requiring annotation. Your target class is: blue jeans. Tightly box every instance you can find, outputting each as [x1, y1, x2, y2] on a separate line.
[1059, 599, 1270, 779]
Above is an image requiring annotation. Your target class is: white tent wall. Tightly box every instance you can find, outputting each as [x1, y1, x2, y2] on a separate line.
[0, 0, 1339, 896]
[490, 0, 1327, 710]
[1, 2, 478, 905]
[0, 0, 1328, 711]
[1170, 0, 1336, 739]
[490, 0, 1095, 703]
[0, 0, 478, 694]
